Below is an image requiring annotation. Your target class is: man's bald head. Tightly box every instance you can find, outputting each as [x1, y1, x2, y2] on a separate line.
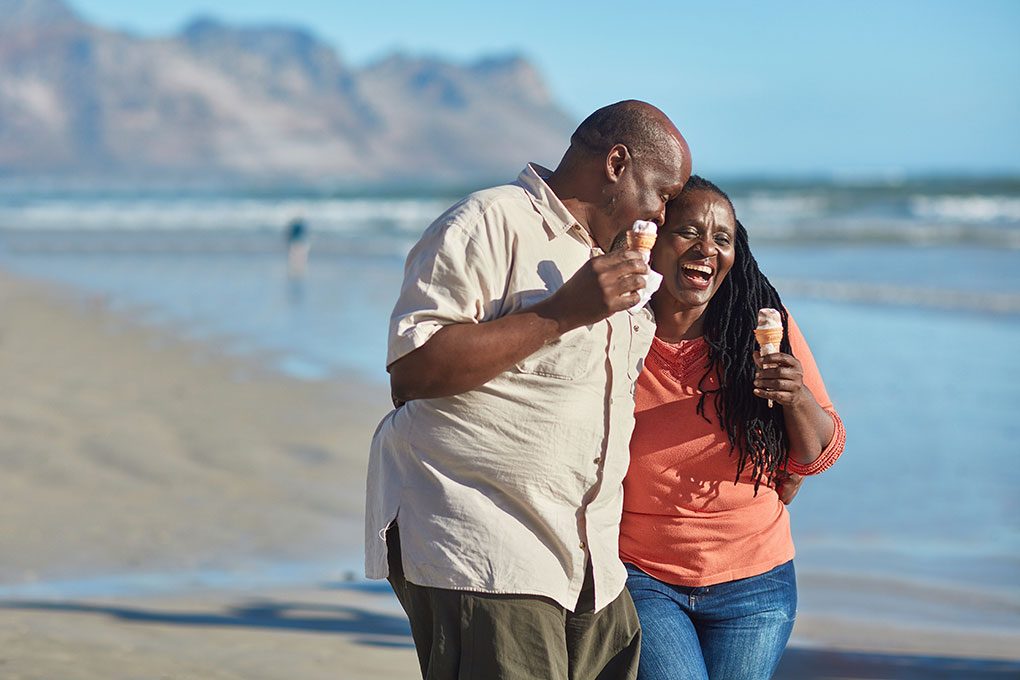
[547, 100, 691, 251]
[569, 99, 690, 174]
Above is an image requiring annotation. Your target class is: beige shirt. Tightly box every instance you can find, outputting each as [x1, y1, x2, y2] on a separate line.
[365, 164, 655, 612]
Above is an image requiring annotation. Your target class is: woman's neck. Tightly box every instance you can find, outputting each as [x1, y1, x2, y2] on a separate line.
[651, 295, 708, 342]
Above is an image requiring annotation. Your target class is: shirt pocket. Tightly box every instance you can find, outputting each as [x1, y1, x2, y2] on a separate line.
[514, 325, 596, 380]
[627, 307, 656, 381]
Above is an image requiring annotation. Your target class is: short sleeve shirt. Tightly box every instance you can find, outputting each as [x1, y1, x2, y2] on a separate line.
[365, 164, 655, 611]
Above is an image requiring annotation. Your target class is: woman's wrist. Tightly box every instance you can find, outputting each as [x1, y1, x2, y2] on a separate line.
[786, 384, 815, 410]
[783, 388, 835, 463]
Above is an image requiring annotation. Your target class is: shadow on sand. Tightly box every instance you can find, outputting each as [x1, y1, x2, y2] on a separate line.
[0, 593, 414, 650]
[775, 646, 1020, 679]
[2, 591, 1019, 677]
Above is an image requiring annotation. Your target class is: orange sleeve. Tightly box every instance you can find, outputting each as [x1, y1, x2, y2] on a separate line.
[784, 313, 846, 476]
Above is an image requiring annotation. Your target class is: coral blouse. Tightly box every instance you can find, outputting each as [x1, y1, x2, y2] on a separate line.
[620, 314, 846, 587]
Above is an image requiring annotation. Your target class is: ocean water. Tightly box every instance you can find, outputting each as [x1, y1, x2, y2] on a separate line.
[1, 179, 1018, 621]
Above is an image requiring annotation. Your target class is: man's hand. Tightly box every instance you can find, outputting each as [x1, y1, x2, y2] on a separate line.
[775, 471, 804, 505]
[534, 250, 648, 333]
[389, 249, 648, 404]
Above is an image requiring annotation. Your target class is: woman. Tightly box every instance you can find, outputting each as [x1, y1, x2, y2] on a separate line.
[621, 176, 846, 680]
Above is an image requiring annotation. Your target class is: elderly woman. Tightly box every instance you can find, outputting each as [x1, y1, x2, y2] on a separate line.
[621, 176, 846, 680]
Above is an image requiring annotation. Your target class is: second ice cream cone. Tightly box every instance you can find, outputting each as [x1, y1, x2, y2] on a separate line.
[754, 309, 784, 408]
[753, 327, 783, 356]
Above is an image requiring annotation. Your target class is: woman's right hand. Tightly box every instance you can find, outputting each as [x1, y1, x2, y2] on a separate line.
[775, 471, 804, 505]
[753, 351, 809, 408]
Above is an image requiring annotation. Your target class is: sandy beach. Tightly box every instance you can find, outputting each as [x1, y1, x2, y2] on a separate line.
[1, 269, 1018, 679]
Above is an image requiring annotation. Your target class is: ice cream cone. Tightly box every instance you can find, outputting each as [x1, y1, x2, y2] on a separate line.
[755, 308, 784, 408]
[626, 231, 657, 253]
[753, 326, 783, 357]
[626, 220, 658, 262]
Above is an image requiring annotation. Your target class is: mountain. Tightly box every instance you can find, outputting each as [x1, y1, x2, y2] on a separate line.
[0, 0, 576, 184]
[1, 0, 79, 27]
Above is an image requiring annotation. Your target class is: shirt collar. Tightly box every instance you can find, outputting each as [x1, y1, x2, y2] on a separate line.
[516, 163, 584, 239]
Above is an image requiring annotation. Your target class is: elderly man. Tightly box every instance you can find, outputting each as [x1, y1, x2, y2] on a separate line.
[366, 100, 691, 680]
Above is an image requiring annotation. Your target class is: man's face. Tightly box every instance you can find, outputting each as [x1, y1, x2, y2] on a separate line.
[591, 142, 689, 251]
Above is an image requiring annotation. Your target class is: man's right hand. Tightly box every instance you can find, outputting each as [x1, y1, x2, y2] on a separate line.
[534, 250, 649, 333]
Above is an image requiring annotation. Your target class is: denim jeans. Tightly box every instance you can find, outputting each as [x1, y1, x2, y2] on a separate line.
[625, 561, 796, 680]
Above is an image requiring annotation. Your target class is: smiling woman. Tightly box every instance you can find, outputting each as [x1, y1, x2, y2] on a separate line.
[620, 176, 846, 680]
[653, 184, 737, 312]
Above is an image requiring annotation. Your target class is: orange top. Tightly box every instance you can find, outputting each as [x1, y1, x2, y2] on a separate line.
[620, 313, 845, 587]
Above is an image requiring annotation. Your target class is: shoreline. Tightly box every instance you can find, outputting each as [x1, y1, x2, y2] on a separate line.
[0, 267, 391, 585]
[1, 268, 1018, 677]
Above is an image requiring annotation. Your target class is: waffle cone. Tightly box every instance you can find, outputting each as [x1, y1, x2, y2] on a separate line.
[626, 231, 656, 252]
[754, 327, 783, 354]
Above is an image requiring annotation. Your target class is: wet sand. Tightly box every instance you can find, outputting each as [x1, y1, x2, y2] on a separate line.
[1, 270, 1017, 679]
[0, 270, 388, 585]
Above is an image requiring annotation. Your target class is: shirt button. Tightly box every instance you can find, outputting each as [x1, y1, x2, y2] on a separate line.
[633, 325, 640, 332]
[593, 457, 602, 465]
[579, 542, 586, 549]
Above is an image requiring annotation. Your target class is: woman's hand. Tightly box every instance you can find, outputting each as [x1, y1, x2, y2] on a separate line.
[753, 352, 808, 407]
[774, 471, 804, 505]
[754, 350, 835, 466]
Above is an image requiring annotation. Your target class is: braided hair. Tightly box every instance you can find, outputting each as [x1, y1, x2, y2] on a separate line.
[677, 177, 793, 492]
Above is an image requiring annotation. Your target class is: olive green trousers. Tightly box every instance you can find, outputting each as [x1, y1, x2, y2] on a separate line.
[386, 526, 641, 680]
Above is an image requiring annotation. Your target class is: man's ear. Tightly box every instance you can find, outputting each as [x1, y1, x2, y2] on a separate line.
[604, 144, 630, 183]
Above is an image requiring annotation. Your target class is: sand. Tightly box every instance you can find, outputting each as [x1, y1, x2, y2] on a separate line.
[0, 270, 387, 584]
[0, 269, 419, 677]
[1, 269, 1017, 679]
[0, 585, 416, 680]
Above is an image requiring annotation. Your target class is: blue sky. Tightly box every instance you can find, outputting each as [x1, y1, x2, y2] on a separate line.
[69, 0, 1020, 177]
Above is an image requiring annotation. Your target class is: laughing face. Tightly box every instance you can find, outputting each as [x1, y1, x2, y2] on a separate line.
[651, 188, 737, 311]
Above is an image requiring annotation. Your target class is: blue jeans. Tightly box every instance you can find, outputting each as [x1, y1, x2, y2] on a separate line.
[625, 561, 797, 680]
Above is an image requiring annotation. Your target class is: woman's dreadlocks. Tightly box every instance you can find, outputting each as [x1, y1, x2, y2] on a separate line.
[678, 177, 793, 492]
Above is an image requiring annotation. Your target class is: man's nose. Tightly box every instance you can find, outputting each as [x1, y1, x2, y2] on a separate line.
[654, 202, 667, 226]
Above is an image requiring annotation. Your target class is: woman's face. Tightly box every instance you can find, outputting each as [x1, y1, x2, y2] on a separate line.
[651, 188, 737, 311]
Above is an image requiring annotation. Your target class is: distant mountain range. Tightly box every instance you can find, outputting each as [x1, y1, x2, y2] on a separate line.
[0, 0, 576, 185]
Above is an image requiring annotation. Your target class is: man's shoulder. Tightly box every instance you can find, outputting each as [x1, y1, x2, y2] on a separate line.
[431, 182, 535, 238]
[467, 181, 531, 205]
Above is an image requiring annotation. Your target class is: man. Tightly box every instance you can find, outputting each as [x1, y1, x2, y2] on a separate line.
[366, 100, 692, 679]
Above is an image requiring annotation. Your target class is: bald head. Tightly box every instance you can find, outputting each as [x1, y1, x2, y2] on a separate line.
[570, 100, 690, 176]
[546, 100, 691, 251]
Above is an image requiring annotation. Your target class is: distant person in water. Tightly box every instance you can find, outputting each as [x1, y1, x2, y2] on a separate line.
[286, 215, 309, 278]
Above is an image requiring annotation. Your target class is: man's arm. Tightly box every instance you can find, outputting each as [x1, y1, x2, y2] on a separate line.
[390, 249, 648, 403]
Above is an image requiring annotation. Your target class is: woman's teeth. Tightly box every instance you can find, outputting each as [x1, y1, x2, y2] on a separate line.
[682, 264, 712, 280]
